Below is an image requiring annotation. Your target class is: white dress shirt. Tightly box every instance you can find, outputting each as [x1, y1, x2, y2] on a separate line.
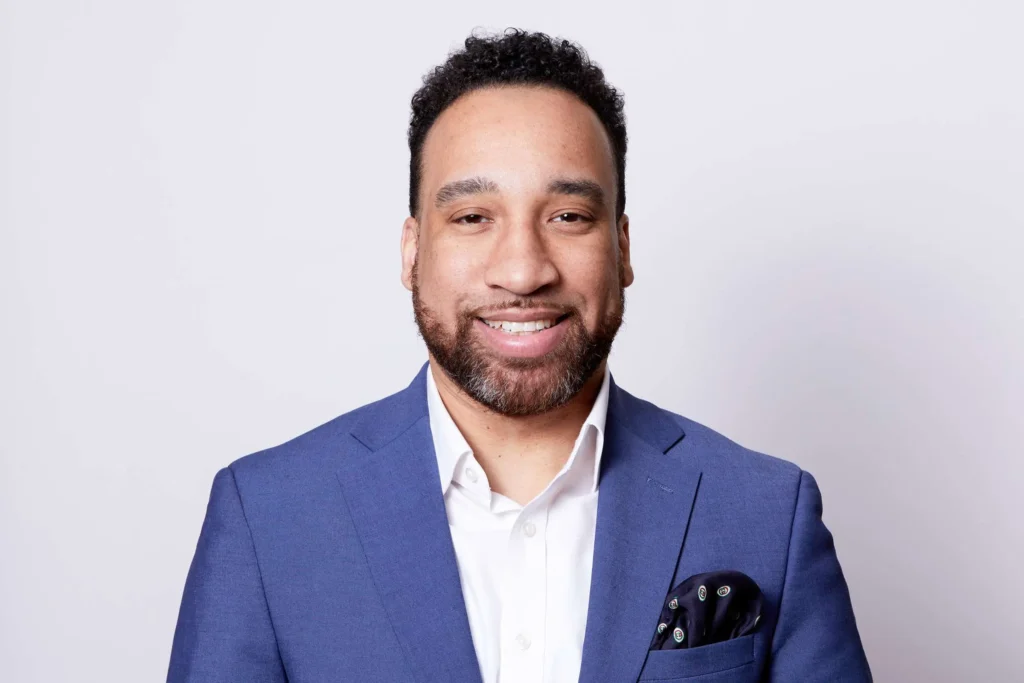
[425, 366, 611, 683]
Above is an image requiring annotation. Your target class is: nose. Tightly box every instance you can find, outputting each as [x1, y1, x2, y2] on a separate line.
[483, 219, 559, 296]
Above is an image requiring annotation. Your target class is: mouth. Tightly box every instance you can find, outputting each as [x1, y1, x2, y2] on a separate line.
[477, 313, 571, 335]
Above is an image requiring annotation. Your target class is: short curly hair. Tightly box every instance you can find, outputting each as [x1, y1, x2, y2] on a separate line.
[408, 29, 627, 218]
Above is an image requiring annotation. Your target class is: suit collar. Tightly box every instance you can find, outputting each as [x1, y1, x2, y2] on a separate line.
[606, 375, 687, 454]
[348, 362, 430, 452]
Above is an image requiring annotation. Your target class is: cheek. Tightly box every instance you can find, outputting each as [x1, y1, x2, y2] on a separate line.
[419, 236, 480, 306]
[558, 244, 620, 311]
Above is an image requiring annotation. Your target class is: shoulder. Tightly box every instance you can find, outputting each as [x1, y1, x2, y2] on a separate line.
[681, 412, 801, 478]
[627, 389, 806, 497]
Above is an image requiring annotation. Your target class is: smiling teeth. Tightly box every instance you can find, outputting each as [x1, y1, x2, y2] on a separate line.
[483, 319, 556, 334]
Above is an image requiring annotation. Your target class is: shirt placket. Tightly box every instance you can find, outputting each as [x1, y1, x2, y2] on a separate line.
[498, 501, 548, 682]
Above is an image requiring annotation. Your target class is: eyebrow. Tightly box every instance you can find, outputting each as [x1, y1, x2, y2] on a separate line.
[432, 175, 607, 209]
[546, 178, 606, 207]
[434, 177, 499, 208]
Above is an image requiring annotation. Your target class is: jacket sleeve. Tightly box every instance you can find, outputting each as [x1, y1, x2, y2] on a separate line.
[167, 467, 286, 683]
[768, 470, 872, 682]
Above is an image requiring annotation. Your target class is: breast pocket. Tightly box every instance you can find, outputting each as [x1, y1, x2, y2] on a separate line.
[637, 634, 756, 681]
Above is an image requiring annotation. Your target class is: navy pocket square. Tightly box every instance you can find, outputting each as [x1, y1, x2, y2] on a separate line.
[650, 570, 764, 650]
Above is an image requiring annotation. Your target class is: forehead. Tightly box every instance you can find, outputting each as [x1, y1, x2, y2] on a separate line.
[420, 85, 616, 199]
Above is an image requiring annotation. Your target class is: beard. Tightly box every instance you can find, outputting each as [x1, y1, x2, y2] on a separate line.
[412, 262, 625, 417]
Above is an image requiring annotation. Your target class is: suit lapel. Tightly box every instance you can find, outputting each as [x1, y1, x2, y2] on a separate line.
[336, 365, 483, 683]
[578, 381, 703, 683]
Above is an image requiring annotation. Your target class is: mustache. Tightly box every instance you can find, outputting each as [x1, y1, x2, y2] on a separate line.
[462, 299, 578, 318]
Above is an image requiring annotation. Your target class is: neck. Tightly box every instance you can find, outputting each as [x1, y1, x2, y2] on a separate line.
[429, 359, 606, 505]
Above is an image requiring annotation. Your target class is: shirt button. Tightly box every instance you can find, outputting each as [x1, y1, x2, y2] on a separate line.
[522, 521, 536, 537]
[515, 632, 532, 650]
[464, 467, 479, 483]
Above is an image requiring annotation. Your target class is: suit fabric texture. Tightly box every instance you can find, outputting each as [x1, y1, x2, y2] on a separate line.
[167, 363, 872, 682]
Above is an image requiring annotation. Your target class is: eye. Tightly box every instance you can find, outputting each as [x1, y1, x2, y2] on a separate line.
[454, 213, 490, 225]
[552, 212, 590, 223]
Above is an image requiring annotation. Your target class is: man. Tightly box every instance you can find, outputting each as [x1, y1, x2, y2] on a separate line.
[167, 29, 871, 683]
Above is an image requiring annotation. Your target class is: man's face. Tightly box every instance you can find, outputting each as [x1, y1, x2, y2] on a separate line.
[402, 85, 633, 416]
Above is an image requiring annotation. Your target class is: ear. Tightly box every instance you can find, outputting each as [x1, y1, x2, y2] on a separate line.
[618, 213, 634, 287]
[400, 216, 419, 292]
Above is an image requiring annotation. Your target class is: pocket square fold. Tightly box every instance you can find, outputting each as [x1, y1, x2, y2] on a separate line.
[650, 570, 764, 650]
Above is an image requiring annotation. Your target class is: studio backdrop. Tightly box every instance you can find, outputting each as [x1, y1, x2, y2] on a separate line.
[1, 1, 1021, 681]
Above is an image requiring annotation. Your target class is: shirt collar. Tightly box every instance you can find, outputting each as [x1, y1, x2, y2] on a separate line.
[425, 364, 612, 497]
[582, 366, 611, 493]
[425, 367, 474, 497]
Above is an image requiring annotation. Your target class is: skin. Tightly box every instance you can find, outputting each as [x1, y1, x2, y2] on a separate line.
[400, 85, 634, 505]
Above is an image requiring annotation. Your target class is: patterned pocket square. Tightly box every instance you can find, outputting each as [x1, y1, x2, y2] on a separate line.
[650, 570, 764, 650]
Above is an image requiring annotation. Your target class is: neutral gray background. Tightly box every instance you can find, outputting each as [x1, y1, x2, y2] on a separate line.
[2, 1, 1022, 681]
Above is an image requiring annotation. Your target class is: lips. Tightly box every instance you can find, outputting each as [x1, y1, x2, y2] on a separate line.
[479, 314, 568, 335]
[472, 313, 571, 357]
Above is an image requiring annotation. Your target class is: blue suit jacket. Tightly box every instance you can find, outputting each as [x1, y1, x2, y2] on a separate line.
[168, 364, 871, 682]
